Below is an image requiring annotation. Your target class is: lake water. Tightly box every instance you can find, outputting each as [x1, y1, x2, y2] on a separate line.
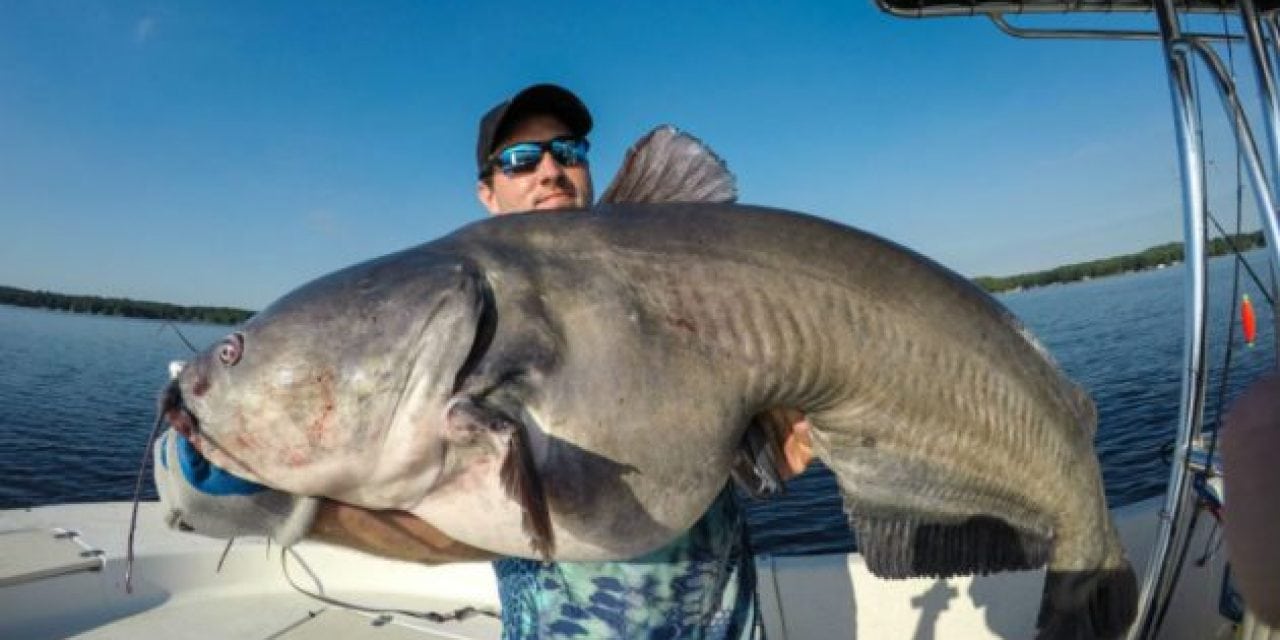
[0, 250, 1274, 557]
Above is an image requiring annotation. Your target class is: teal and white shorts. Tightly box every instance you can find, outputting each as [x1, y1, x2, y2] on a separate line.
[493, 486, 759, 639]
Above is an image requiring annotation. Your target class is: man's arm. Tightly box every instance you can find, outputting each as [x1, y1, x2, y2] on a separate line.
[308, 500, 499, 564]
[1222, 374, 1280, 626]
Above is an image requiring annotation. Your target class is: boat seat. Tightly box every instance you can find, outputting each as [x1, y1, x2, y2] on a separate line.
[0, 527, 103, 587]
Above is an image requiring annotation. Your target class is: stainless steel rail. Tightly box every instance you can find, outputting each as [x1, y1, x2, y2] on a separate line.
[989, 13, 1244, 40]
[1131, 3, 1212, 636]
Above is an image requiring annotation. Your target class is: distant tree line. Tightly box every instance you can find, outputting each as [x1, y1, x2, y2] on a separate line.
[974, 231, 1267, 293]
[0, 285, 253, 325]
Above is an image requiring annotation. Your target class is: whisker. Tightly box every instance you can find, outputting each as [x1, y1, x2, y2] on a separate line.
[165, 321, 200, 354]
[125, 413, 167, 594]
[216, 538, 236, 573]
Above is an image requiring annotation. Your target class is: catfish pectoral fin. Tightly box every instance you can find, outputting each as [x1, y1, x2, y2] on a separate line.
[444, 396, 554, 560]
[500, 419, 554, 560]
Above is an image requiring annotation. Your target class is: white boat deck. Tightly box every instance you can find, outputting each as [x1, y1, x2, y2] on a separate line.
[0, 497, 1241, 639]
[0, 502, 503, 639]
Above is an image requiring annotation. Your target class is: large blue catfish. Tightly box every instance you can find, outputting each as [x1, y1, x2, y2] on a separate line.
[160, 127, 1136, 638]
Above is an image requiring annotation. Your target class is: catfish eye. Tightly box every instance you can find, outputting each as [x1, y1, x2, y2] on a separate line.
[218, 333, 244, 366]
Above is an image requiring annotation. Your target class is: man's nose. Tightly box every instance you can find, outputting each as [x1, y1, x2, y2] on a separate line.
[533, 150, 566, 182]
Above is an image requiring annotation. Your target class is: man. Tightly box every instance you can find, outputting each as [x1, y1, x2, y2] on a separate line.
[472, 83, 759, 640]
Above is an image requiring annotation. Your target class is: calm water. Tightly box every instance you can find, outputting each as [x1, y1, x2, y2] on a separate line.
[0, 251, 1275, 557]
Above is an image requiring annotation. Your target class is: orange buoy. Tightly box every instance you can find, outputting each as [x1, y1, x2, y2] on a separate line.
[1242, 294, 1257, 347]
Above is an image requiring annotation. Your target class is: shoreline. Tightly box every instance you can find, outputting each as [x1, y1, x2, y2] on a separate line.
[974, 232, 1264, 294]
[0, 285, 252, 326]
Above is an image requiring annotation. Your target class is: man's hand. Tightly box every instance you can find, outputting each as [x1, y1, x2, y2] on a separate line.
[761, 407, 813, 481]
[733, 407, 816, 497]
[153, 430, 319, 546]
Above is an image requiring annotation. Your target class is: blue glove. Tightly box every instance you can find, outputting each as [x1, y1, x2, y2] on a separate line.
[153, 429, 319, 546]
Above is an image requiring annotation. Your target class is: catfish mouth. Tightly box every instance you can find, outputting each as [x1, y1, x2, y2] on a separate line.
[160, 378, 200, 441]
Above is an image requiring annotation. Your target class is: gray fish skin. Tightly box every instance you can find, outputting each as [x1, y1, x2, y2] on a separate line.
[167, 203, 1135, 639]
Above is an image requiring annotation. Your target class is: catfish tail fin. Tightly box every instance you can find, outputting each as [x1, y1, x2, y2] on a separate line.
[1036, 560, 1138, 639]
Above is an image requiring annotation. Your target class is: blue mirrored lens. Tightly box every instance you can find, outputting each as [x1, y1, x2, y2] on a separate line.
[499, 144, 545, 172]
[494, 137, 589, 175]
[548, 138, 589, 166]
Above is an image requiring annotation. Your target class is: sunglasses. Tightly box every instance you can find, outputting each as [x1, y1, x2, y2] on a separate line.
[483, 136, 590, 178]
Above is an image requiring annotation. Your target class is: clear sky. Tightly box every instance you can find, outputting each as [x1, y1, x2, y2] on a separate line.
[0, 2, 1263, 309]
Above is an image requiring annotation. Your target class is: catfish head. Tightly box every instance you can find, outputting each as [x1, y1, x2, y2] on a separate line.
[161, 246, 487, 509]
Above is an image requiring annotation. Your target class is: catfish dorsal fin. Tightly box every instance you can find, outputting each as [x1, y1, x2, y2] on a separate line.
[599, 125, 738, 204]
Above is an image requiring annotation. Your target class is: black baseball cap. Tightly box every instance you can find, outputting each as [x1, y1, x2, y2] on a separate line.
[476, 83, 593, 177]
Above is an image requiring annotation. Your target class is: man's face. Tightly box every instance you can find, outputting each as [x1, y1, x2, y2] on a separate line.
[477, 113, 594, 215]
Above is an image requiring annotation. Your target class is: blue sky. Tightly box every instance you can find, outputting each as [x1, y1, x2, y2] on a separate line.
[0, 2, 1263, 309]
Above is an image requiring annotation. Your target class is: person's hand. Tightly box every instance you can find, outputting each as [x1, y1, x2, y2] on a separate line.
[762, 407, 813, 481]
[1222, 373, 1280, 626]
[153, 429, 319, 546]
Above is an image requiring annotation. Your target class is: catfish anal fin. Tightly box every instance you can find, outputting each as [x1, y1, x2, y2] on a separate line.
[445, 397, 555, 560]
[852, 514, 1050, 579]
